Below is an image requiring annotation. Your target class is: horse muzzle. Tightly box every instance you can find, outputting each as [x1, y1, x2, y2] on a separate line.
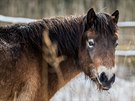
[95, 66, 116, 90]
[97, 72, 115, 90]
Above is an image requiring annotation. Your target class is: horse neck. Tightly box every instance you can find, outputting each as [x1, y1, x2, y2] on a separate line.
[48, 57, 81, 99]
[44, 16, 84, 98]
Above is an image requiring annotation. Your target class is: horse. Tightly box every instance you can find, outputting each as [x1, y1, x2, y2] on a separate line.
[0, 8, 119, 100]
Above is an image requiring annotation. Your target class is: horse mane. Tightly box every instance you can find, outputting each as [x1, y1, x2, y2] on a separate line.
[0, 16, 84, 59]
[0, 21, 47, 61]
[0, 13, 117, 60]
[43, 16, 84, 58]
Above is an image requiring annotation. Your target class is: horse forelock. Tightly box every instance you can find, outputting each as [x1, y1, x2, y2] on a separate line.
[92, 13, 117, 38]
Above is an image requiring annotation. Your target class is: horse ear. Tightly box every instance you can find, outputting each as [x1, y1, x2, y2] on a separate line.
[87, 8, 96, 26]
[111, 10, 119, 24]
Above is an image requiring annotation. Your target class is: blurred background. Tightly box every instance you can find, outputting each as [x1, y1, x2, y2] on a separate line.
[0, 0, 135, 101]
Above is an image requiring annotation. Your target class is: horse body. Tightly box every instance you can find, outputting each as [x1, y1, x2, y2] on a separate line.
[0, 8, 119, 100]
[0, 16, 84, 100]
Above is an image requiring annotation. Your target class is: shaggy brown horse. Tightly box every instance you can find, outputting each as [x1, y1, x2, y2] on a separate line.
[0, 8, 119, 100]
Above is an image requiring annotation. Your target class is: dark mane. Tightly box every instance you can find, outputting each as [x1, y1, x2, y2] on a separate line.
[0, 13, 117, 60]
[43, 16, 84, 58]
[0, 16, 84, 59]
[0, 21, 45, 51]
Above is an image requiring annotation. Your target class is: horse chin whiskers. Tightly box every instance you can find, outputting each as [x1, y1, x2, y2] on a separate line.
[86, 69, 110, 91]
[94, 75, 113, 91]
[93, 77, 105, 91]
[89, 77, 103, 91]
[85, 68, 98, 82]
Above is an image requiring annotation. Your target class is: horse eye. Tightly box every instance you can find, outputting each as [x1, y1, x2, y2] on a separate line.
[87, 39, 95, 48]
[115, 41, 119, 47]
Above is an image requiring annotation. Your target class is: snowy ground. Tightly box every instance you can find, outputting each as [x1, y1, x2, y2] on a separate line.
[51, 73, 135, 101]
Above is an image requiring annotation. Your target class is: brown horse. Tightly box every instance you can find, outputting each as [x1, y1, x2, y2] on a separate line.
[0, 8, 119, 100]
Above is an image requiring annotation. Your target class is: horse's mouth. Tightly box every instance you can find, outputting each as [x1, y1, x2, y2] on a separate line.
[101, 86, 110, 90]
[88, 68, 114, 91]
[89, 75, 110, 90]
[94, 77, 111, 90]
[85, 68, 113, 90]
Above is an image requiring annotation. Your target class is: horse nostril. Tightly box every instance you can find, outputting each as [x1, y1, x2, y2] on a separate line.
[109, 74, 115, 84]
[99, 72, 108, 83]
[98, 72, 115, 90]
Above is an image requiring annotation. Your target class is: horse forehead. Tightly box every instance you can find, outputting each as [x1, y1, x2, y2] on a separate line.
[95, 34, 114, 44]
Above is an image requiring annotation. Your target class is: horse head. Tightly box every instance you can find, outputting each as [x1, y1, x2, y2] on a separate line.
[80, 8, 119, 90]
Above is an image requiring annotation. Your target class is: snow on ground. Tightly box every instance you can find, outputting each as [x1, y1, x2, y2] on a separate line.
[51, 73, 135, 101]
